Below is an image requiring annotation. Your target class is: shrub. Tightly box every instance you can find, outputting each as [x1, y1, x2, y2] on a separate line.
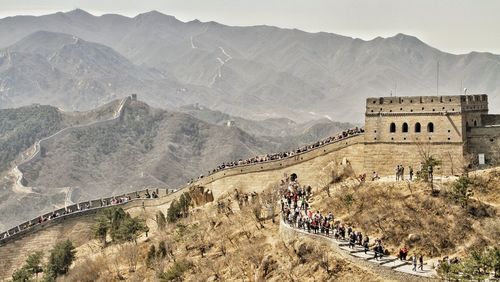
[167, 193, 192, 223]
[11, 251, 44, 281]
[156, 211, 167, 231]
[12, 267, 32, 282]
[437, 248, 500, 280]
[160, 260, 192, 281]
[45, 240, 76, 280]
[93, 207, 149, 244]
[450, 176, 473, 209]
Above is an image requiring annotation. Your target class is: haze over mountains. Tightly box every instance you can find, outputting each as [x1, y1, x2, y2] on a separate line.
[0, 9, 499, 122]
[0, 98, 353, 229]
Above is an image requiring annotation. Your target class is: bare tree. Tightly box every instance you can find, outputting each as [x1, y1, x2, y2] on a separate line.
[120, 242, 139, 273]
[415, 140, 442, 194]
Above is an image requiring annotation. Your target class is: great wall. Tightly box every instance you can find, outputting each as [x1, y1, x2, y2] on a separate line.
[10, 96, 131, 193]
[1, 94, 499, 279]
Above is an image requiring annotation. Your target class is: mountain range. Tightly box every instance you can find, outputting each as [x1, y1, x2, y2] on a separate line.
[0, 9, 499, 122]
[0, 98, 353, 230]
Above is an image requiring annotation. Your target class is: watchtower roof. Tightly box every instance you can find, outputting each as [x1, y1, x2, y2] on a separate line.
[366, 94, 487, 105]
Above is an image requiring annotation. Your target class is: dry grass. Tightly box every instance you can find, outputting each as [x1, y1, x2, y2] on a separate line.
[311, 169, 500, 259]
[26, 168, 500, 281]
[60, 188, 381, 281]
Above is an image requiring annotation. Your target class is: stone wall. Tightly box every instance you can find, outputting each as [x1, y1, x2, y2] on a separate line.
[468, 127, 500, 165]
[364, 142, 465, 176]
[16, 96, 131, 187]
[364, 113, 464, 143]
[482, 115, 500, 126]
[203, 139, 366, 198]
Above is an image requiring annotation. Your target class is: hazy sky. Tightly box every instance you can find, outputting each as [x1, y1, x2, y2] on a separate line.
[0, 0, 498, 54]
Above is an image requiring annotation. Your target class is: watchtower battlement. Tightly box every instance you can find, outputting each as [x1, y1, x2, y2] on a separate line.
[364, 94, 489, 145]
[362, 93, 498, 175]
[365, 94, 488, 115]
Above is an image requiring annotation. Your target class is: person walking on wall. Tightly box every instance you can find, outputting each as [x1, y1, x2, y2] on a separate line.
[419, 254, 424, 271]
[409, 166, 414, 181]
[395, 165, 400, 181]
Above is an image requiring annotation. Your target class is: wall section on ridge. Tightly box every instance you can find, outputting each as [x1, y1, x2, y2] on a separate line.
[202, 138, 366, 198]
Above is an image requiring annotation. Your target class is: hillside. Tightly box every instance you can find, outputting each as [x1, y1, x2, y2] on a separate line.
[311, 172, 500, 259]
[21, 100, 276, 193]
[0, 99, 120, 174]
[2, 163, 498, 281]
[0, 10, 499, 122]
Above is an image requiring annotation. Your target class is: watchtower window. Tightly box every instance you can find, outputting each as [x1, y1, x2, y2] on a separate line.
[427, 122, 434, 133]
[402, 123, 409, 133]
[379, 98, 384, 104]
[390, 123, 396, 133]
[415, 122, 421, 133]
[474, 120, 477, 127]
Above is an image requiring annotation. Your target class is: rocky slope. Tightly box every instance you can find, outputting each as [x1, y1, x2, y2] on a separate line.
[0, 10, 499, 122]
[0, 98, 350, 230]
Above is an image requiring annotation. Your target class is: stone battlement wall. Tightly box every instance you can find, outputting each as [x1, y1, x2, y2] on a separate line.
[366, 95, 488, 115]
[364, 142, 465, 176]
[467, 126, 500, 166]
[15, 96, 131, 187]
[194, 134, 365, 192]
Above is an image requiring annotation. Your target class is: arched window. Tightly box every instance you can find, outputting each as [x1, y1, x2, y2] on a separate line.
[402, 122, 409, 133]
[427, 122, 434, 133]
[474, 120, 477, 127]
[390, 123, 396, 133]
[466, 121, 469, 128]
[415, 122, 421, 133]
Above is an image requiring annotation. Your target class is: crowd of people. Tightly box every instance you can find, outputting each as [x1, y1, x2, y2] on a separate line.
[280, 172, 386, 260]
[280, 173, 426, 270]
[0, 189, 160, 241]
[3, 128, 365, 242]
[189, 127, 364, 183]
[395, 165, 414, 181]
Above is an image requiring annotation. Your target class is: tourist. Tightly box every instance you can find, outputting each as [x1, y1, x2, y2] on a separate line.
[409, 166, 414, 181]
[372, 171, 380, 181]
[349, 232, 356, 248]
[363, 236, 369, 254]
[374, 244, 383, 260]
[419, 254, 424, 271]
[395, 165, 400, 181]
[400, 165, 405, 180]
[412, 255, 418, 271]
[399, 245, 408, 261]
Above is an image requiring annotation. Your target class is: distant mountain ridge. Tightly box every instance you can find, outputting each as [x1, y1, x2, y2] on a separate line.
[0, 98, 352, 230]
[0, 9, 499, 121]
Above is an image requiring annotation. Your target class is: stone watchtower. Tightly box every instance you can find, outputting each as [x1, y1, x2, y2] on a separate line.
[363, 94, 489, 176]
